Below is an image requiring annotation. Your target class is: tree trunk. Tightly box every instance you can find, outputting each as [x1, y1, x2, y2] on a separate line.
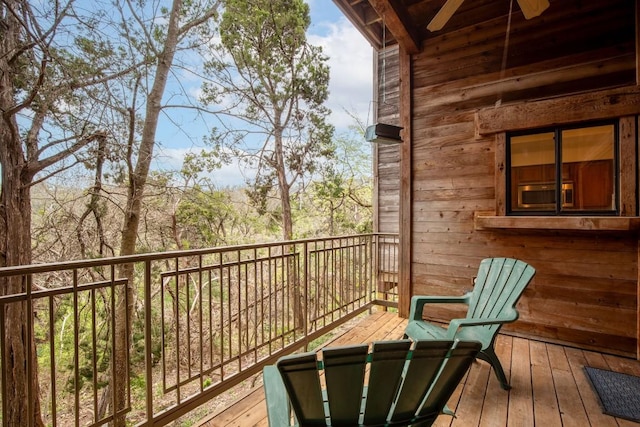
[274, 129, 293, 242]
[273, 129, 304, 328]
[111, 1, 184, 424]
[0, 151, 45, 427]
[0, 2, 44, 423]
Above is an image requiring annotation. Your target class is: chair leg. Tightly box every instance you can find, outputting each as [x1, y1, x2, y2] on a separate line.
[478, 347, 511, 390]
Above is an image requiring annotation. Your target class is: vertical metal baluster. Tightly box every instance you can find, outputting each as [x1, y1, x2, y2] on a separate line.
[73, 270, 80, 427]
[25, 274, 33, 427]
[124, 263, 131, 412]
[160, 266, 167, 397]
[174, 257, 181, 403]
[218, 252, 224, 381]
[91, 286, 98, 424]
[226, 258, 232, 377]
[253, 248, 258, 363]
[48, 295, 57, 427]
[186, 265, 192, 387]
[207, 267, 213, 382]
[267, 246, 272, 355]
[302, 242, 308, 349]
[198, 255, 204, 391]
[144, 260, 153, 423]
[110, 267, 117, 422]
[237, 249, 243, 372]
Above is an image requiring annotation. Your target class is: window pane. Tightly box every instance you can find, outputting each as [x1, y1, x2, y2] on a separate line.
[561, 125, 615, 212]
[510, 132, 555, 212]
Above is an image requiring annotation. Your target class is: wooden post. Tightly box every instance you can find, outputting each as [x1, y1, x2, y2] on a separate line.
[636, 0, 639, 84]
[398, 47, 412, 318]
[373, 49, 381, 236]
[635, 0, 639, 364]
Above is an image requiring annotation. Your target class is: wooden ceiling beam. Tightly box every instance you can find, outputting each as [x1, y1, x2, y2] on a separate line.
[367, 0, 421, 54]
[333, 0, 386, 49]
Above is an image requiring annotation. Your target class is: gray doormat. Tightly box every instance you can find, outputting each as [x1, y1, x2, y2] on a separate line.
[584, 366, 640, 423]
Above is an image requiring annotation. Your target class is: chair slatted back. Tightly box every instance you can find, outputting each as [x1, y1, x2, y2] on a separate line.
[362, 340, 412, 424]
[276, 353, 325, 424]
[467, 258, 536, 332]
[322, 345, 369, 425]
[274, 339, 481, 427]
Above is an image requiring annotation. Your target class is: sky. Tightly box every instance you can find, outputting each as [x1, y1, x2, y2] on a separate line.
[152, 1, 374, 187]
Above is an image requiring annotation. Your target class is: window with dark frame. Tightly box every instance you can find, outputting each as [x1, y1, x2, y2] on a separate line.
[507, 122, 618, 215]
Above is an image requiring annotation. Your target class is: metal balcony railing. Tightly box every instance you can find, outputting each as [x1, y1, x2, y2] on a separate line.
[0, 233, 398, 426]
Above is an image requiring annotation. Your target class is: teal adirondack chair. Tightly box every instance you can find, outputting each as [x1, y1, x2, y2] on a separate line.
[263, 339, 481, 427]
[404, 258, 535, 390]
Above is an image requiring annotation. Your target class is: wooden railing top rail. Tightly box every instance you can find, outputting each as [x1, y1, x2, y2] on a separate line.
[0, 233, 395, 277]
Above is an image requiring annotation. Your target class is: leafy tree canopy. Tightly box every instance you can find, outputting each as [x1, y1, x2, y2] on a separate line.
[201, 0, 335, 240]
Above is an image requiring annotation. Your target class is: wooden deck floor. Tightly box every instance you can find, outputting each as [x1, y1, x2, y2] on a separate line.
[196, 311, 640, 427]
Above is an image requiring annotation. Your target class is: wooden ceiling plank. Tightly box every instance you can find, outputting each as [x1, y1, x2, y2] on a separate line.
[368, 0, 422, 54]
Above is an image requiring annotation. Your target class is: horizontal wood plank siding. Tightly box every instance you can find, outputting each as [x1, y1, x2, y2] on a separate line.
[408, 0, 639, 356]
[375, 46, 401, 234]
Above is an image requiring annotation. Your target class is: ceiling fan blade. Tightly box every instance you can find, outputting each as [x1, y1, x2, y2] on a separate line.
[516, 0, 550, 19]
[427, 0, 465, 32]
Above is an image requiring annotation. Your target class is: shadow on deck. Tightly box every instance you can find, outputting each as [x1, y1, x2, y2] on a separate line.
[196, 311, 640, 427]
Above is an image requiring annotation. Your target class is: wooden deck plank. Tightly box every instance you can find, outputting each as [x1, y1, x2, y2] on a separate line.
[450, 357, 490, 427]
[547, 343, 591, 427]
[197, 312, 640, 427]
[222, 399, 268, 427]
[432, 371, 468, 427]
[583, 349, 612, 370]
[328, 311, 403, 346]
[564, 347, 618, 427]
[530, 340, 562, 427]
[507, 337, 534, 427]
[478, 334, 511, 427]
[198, 386, 266, 427]
[603, 352, 640, 376]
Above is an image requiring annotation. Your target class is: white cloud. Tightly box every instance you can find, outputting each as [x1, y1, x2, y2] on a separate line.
[152, 6, 374, 186]
[308, 17, 374, 131]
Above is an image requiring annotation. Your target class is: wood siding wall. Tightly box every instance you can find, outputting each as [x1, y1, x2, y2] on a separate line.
[374, 46, 401, 234]
[404, 0, 639, 356]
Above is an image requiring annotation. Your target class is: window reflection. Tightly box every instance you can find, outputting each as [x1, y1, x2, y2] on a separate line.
[509, 124, 616, 214]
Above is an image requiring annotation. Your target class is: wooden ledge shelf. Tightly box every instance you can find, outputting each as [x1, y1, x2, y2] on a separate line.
[474, 214, 640, 231]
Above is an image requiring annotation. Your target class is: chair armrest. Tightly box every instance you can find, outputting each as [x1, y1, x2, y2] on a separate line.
[446, 309, 519, 334]
[263, 366, 294, 427]
[409, 293, 472, 321]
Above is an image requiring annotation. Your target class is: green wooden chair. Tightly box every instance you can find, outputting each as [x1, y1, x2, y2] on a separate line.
[404, 257, 535, 390]
[263, 339, 481, 427]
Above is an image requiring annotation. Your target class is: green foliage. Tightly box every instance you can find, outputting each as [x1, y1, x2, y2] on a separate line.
[131, 308, 163, 368]
[182, 151, 222, 181]
[177, 186, 232, 245]
[293, 125, 373, 237]
[201, 0, 335, 239]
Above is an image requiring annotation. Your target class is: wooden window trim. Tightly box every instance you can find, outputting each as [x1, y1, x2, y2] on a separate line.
[475, 86, 640, 137]
[476, 88, 638, 231]
[475, 213, 640, 232]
